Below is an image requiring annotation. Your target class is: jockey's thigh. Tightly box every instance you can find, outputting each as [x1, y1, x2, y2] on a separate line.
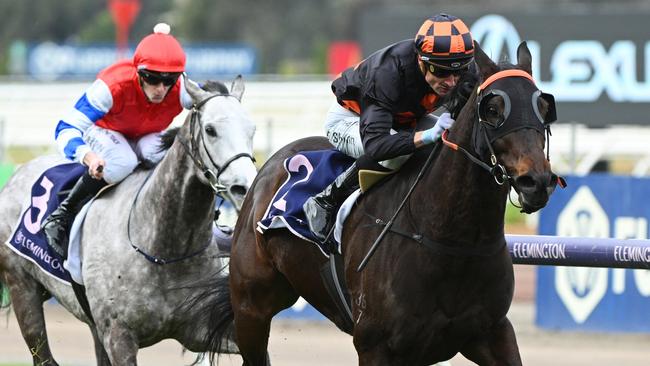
[324, 101, 412, 171]
[324, 101, 364, 158]
[84, 125, 138, 184]
[134, 132, 165, 165]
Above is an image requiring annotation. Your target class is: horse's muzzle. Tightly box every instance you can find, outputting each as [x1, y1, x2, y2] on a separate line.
[513, 172, 558, 213]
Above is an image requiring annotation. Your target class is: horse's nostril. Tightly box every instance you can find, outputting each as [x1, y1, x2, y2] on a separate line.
[230, 185, 247, 197]
[515, 175, 536, 191]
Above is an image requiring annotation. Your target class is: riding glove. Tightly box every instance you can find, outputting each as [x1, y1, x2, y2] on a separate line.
[421, 112, 455, 144]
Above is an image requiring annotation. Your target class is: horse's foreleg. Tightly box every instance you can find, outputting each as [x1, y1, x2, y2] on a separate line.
[232, 312, 273, 366]
[6, 274, 59, 366]
[90, 325, 112, 366]
[459, 317, 523, 366]
[230, 242, 297, 365]
[100, 323, 139, 366]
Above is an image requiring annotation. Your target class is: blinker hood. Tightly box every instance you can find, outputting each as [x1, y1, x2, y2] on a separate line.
[473, 70, 557, 158]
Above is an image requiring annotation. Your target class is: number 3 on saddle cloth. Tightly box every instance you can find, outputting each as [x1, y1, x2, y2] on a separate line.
[257, 149, 356, 255]
[5, 163, 86, 285]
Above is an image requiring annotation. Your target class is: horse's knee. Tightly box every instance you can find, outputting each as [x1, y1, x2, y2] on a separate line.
[101, 324, 139, 366]
[460, 317, 522, 366]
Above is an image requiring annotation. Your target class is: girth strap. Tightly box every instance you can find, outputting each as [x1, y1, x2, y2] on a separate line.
[319, 253, 354, 333]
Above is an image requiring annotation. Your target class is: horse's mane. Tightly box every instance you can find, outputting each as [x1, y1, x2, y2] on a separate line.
[441, 64, 478, 119]
[155, 80, 230, 154]
[201, 80, 230, 94]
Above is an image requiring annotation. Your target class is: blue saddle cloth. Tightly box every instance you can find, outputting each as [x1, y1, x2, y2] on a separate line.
[257, 149, 354, 253]
[6, 163, 86, 285]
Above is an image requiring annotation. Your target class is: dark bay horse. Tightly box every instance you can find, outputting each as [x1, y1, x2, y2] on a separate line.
[200, 42, 560, 365]
[0, 78, 256, 365]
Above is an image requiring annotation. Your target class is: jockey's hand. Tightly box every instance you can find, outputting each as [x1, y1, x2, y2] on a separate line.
[420, 112, 455, 145]
[83, 151, 105, 180]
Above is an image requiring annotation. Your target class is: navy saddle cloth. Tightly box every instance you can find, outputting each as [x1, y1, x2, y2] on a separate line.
[6, 163, 85, 284]
[256, 149, 354, 253]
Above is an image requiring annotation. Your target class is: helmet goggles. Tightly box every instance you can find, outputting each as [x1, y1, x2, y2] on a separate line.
[422, 59, 469, 78]
[138, 69, 180, 86]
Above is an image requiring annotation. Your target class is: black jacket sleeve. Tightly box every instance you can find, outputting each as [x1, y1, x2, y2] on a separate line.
[360, 103, 416, 161]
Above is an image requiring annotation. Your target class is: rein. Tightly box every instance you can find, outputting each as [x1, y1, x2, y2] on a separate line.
[357, 142, 441, 271]
[126, 92, 255, 265]
[126, 170, 212, 265]
[441, 129, 510, 185]
[357, 70, 561, 270]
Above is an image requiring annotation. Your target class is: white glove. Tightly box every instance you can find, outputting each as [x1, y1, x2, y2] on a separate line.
[421, 112, 455, 144]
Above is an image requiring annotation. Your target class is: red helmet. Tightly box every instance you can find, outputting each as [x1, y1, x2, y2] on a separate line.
[133, 23, 186, 73]
[414, 13, 474, 70]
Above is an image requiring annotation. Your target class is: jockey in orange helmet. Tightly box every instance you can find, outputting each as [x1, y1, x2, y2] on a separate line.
[304, 13, 475, 243]
[42, 23, 197, 256]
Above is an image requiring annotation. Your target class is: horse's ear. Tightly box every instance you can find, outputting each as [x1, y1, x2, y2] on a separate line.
[516, 41, 533, 75]
[231, 75, 245, 101]
[185, 78, 211, 103]
[473, 41, 498, 80]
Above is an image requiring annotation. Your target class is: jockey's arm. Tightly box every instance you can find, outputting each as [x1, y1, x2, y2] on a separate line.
[416, 112, 455, 147]
[54, 79, 112, 165]
[359, 103, 417, 161]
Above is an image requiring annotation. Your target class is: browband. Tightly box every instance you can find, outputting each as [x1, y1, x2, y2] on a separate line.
[477, 69, 535, 93]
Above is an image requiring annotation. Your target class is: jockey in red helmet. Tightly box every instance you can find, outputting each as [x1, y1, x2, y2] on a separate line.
[42, 23, 197, 256]
[304, 13, 476, 243]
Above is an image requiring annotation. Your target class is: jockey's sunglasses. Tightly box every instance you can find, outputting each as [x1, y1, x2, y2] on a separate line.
[425, 62, 467, 79]
[138, 70, 180, 86]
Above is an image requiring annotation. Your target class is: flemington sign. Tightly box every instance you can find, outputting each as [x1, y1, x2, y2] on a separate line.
[361, 11, 650, 127]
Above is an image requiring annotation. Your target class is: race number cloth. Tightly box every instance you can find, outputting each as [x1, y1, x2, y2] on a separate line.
[5, 163, 85, 285]
[257, 150, 354, 254]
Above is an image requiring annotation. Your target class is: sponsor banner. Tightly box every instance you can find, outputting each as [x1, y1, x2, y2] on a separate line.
[537, 175, 650, 332]
[26, 42, 256, 81]
[361, 11, 650, 127]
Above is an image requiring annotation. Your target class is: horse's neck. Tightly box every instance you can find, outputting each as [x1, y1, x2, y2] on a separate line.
[411, 139, 508, 245]
[132, 142, 215, 255]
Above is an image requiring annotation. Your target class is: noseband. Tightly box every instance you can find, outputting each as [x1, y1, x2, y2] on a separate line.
[179, 93, 256, 193]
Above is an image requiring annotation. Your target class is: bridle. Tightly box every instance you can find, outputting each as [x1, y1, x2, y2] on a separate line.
[178, 93, 256, 194]
[358, 70, 565, 271]
[441, 69, 565, 189]
[126, 92, 256, 265]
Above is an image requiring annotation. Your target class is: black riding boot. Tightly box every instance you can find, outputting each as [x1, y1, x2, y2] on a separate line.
[303, 162, 360, 243]
[41, 172, 108, 257]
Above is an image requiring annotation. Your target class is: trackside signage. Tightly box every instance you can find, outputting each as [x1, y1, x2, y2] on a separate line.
[537, 175, 650, 332]
[26, 43, 256, 80]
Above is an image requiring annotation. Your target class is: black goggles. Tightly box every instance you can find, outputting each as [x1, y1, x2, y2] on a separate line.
[425, 62, 467, 78]
[138, 70, 180, 86]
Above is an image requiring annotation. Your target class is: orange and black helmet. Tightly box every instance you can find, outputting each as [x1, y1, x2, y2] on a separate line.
[414, 13, 474, 70]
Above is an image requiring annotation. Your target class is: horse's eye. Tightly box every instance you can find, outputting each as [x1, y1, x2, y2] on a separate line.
[205, 125, 217, 137]
[487, 106, 499, 117]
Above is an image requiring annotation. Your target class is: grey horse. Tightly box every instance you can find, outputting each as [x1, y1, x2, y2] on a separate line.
[0, 77, 257, 365]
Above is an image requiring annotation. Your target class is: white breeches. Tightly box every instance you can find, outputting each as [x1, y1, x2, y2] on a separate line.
[84, 125, 165, 184]
[323, 101, 412, 171]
